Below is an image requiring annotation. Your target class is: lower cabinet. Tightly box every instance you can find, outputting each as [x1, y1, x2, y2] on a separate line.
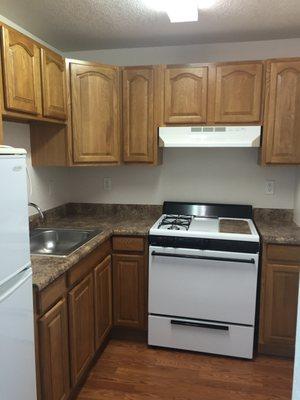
[36, 236, 147, 398]
[259, 244, 300, 357]
[68, 273, 95, 386]
[113, 254, 146, 329]
[94, 255, 113, 349]
[38, 298, 70, 400]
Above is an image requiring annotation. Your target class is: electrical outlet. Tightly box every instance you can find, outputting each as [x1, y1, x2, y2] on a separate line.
[265, 180, 275, 195]
[103, 177, 112, 191]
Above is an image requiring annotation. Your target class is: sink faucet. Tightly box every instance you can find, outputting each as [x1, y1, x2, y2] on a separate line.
[28, 202, 45, 223]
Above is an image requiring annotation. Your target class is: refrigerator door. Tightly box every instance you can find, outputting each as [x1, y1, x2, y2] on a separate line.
[0, 155, 30, 284]
[0, 267, 37, 400]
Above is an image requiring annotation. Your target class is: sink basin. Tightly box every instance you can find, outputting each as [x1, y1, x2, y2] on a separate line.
[30, 228, 102, 257]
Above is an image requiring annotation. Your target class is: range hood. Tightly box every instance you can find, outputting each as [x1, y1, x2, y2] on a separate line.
[159, 126, 261, 148]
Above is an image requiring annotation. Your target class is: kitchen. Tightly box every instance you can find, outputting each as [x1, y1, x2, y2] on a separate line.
[0, 0, 299, 399]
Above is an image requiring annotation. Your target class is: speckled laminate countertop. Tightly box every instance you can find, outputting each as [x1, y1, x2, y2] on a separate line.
[254, 208, 300, 246]
[31, 204, 161, 291]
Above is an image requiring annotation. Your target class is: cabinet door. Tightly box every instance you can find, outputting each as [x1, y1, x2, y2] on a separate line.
[71, 62, 120, 164]
[113, 254, 146, 329]
[263, 263, 299, 356]
[68, 273, 94, 385]
[1, 27, 42, 114]
[164, 66, 208, 124]
[94, 255, 113, 349]
[214, 62, 263, 123]
[39, 298, 70, 400]
[263, 60, 300, 164]
[123, 67, 157, 163]
[41, 49, 67, 120]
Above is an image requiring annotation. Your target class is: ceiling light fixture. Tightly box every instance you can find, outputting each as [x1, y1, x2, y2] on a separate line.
[144, 0, 216, 23]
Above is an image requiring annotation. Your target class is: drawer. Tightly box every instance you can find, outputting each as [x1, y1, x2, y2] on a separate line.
[68, 240, 111, 286]
[148, 315, 254, 359]
[36, 274, 67, 315]
[113, 236, 145, 253]
[267, 245, 300, 264]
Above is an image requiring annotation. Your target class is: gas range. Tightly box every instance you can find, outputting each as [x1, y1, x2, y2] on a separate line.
[148, 201, 261, 359]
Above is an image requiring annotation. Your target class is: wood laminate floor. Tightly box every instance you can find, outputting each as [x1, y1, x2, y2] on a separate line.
[77, 339, 294, 400]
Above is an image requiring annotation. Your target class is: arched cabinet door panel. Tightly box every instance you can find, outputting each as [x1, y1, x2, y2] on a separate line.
[70, 62, 120, 164]
[1, 27, 42, 115]
[213, 62, 263, 123]
[41, 48, 67, 120]
[164, 66, 209, 124]
[123, 66, 162, 163]
[263, 59, 300, 164]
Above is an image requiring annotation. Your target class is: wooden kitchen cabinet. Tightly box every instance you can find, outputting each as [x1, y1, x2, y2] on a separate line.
[41, 48, 67, 120]
[38, 298, 70, 400]
[1, 26, 42, 115]
[259, 244, 300, 357]
[94, 255, 113, 349]
[164, 66, 209, 124]
[212, 62, 263, 123]
[70, 61, 120, 164]
[262, 58, 300, 164]
[122, 66, 163, 164]
[113, 253, 146, 329]
[68, 273, 95, 385]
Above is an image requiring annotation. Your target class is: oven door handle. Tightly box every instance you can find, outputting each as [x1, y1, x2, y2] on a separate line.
[151, 251, 255, 264]
[171, 319, 229, 331]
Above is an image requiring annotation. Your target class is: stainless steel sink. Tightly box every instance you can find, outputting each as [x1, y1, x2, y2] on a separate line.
[30, 228, 102, 257]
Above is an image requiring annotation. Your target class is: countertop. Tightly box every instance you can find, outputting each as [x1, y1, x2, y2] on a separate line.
[254, 208, 300, 246]
[31, 211, 159, 291]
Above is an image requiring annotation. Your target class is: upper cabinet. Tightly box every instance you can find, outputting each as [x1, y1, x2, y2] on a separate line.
[212, 62, 263, 123]
[262, 59, 300, 164]
[41, 48, 67, 120]
[70, 61, 120, 164]
[164, 66, 209, 124]
[1, 27, 42, 115]
[122, 66, 163, 164]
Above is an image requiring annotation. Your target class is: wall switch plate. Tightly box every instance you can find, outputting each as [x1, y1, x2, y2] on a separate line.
[103, 177, 112, 191]
[265, 180, 275, 195]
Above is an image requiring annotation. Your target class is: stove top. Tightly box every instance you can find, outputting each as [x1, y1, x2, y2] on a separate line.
[150, 202, 260, 243]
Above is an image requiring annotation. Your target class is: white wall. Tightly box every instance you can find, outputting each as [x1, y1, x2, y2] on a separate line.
[3, 122, 70, 215]
[65, 38, 300, 66]
[67, 149, 296, 209]
[294, 170, 300, 225]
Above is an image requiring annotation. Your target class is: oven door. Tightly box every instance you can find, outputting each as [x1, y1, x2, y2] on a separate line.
[149, 246, 259, 326]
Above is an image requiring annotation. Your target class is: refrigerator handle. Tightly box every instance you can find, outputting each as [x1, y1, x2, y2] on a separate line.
[0, 268, 32, 304]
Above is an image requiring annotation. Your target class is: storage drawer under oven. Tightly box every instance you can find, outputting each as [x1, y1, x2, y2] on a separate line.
[148, 315, 254, 359]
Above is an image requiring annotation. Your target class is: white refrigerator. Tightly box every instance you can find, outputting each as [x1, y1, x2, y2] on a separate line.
[0, 147, 37, 400]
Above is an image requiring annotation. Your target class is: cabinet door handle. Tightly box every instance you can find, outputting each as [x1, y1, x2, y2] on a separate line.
[170, 319, 229, 331]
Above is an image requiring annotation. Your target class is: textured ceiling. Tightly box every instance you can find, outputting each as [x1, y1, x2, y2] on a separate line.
[0, 0, 300, 51]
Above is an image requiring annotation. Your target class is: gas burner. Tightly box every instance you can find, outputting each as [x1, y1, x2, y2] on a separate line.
[158, 214, 192, 231]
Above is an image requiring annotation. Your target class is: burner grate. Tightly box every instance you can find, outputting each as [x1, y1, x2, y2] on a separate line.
[158, 215, 192, 231]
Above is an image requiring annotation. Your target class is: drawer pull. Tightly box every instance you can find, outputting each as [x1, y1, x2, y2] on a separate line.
[170, 319, 229, 331]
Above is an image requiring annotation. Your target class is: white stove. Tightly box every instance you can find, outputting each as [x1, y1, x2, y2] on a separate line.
[148, 202, 260, 359]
